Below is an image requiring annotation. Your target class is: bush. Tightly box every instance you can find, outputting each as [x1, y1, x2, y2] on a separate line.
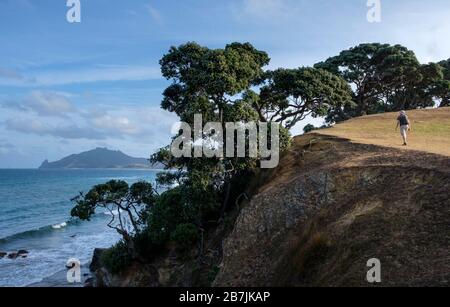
[146, 187, 190, 245]
[170, 223, 199, 250]
[101, 241, 132, 275]
[303, 124, 317, 134]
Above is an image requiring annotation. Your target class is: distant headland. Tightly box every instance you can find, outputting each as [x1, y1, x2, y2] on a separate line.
[38, 147, 163, 170]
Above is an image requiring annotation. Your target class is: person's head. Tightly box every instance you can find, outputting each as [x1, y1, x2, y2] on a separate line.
[400, 110, 406, 116]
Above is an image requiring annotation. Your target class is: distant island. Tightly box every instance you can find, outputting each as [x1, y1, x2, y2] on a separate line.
[39, 147, 163, 170]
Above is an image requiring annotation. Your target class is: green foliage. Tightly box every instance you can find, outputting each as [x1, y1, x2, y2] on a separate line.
[71, 180, 129, 221]
[437, 59, 450, 107]
[259, 67, 354, 128]
[170, 223, 199, 250]
[71, 180, 157, 246]
[101, 241, 132, 275]
[71, 42, 450, 265]
[129, 181, 156, 206]
[153, 42, 286, 246]
[160, 42, 269, 123]
[315, 43, 445, 122]
[303, 124, 317, 134]
[155, 171, 183, 187]
[146, 187, 189, 245]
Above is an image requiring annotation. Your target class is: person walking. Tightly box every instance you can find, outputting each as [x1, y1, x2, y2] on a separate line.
[396, 110, 411, 146]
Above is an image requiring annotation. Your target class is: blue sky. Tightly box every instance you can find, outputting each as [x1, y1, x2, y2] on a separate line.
[1, 0, 450, 168]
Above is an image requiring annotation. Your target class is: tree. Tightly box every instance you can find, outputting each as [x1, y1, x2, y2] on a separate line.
[160, 42, 270, 123]
[154, 42, 285, 226]
[71, 180, 156, 255]
[386, 62, 443, 110]
[314, 43, 443, 122]
[258, 67, 354, 128]
[436, 59, 450, 107]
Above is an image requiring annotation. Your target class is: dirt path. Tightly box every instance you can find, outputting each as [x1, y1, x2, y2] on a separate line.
[315, 107, 450, 157]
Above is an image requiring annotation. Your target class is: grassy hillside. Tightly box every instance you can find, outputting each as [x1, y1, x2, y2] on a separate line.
[215, 133, 450, 287]
[316, 107, 450, 157]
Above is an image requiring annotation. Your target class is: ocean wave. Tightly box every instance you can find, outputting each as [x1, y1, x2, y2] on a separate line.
[0, 221, 72, 244]
[51, 222, 68, 230]
[0, 212, 109, 244]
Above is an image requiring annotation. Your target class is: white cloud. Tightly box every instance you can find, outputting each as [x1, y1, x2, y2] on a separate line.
[0, 65, 161, 87]
[364, 3, 450, 64]
[26, 91, 76, 116]
[145, 3, 162, 24]
[35, 65, 161, 86]
[90, 114, 141, 136]
[2, 90, 76, 117]
[2, 89, 179, 147]
[3, 118, 109, 140]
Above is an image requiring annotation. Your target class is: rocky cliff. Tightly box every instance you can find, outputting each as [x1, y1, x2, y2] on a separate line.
[91, 133, 450, 287]
[214, 134, 450, 286]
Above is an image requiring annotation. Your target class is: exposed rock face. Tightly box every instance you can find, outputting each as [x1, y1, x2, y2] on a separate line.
[90, 248, 107, 272]
[214, 134, 450, 287]
[89, 248, 160, 287]
[93, 263, 159, 287]
[87, 134, 450, 287]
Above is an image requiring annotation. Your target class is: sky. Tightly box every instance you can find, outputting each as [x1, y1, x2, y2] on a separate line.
[0, 0, 450, 168]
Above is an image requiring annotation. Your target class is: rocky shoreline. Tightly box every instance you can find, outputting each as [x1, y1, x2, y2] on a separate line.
[0, 250, 29, 260]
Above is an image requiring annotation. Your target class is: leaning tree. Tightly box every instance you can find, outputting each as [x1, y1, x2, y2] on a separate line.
[257, 67, 354, 129]
[71, 180, 156, 256]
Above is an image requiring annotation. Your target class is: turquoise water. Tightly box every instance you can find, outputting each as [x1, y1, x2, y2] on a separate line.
[0, 169, 159, 287]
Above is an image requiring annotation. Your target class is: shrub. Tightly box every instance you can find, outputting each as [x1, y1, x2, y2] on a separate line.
[303, 124, 317, 134]
[101, 240, 132, 275]
[170, 223, 199, 250]
[146, 187, 190, 245]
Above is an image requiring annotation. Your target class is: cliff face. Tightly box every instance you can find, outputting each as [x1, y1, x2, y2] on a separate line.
[214, 134, 450, 287]
[91, 133, 450, 287]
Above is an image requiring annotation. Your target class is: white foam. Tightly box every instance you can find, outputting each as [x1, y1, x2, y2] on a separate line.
[51, 222, 67, 230]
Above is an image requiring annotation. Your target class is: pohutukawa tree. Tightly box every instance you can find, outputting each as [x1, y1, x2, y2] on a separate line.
[154, 42, 355, 222]
[314, 43, 444, 122]
[70, 41, 450, 270]
[436, 59, 450, 107]
[257, 67, 354, 129]
[154, 42, 278, 227]
[71, 180, 156, 255]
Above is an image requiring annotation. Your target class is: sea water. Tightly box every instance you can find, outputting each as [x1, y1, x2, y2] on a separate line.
[0, 169, 160, 287]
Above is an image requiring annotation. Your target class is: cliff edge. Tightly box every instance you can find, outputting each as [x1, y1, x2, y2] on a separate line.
[92, 108, 450, 287]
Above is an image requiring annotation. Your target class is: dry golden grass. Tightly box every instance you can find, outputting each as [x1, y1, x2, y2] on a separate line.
[316, 107, 450, 157]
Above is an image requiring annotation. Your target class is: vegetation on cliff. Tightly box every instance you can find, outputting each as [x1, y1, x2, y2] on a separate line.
[70, 41, 450, 285]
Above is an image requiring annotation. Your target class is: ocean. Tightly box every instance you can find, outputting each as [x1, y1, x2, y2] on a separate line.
[0, 169, 160, 287]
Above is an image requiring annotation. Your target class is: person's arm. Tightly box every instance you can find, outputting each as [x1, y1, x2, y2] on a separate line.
[396, 120, 399, 131]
